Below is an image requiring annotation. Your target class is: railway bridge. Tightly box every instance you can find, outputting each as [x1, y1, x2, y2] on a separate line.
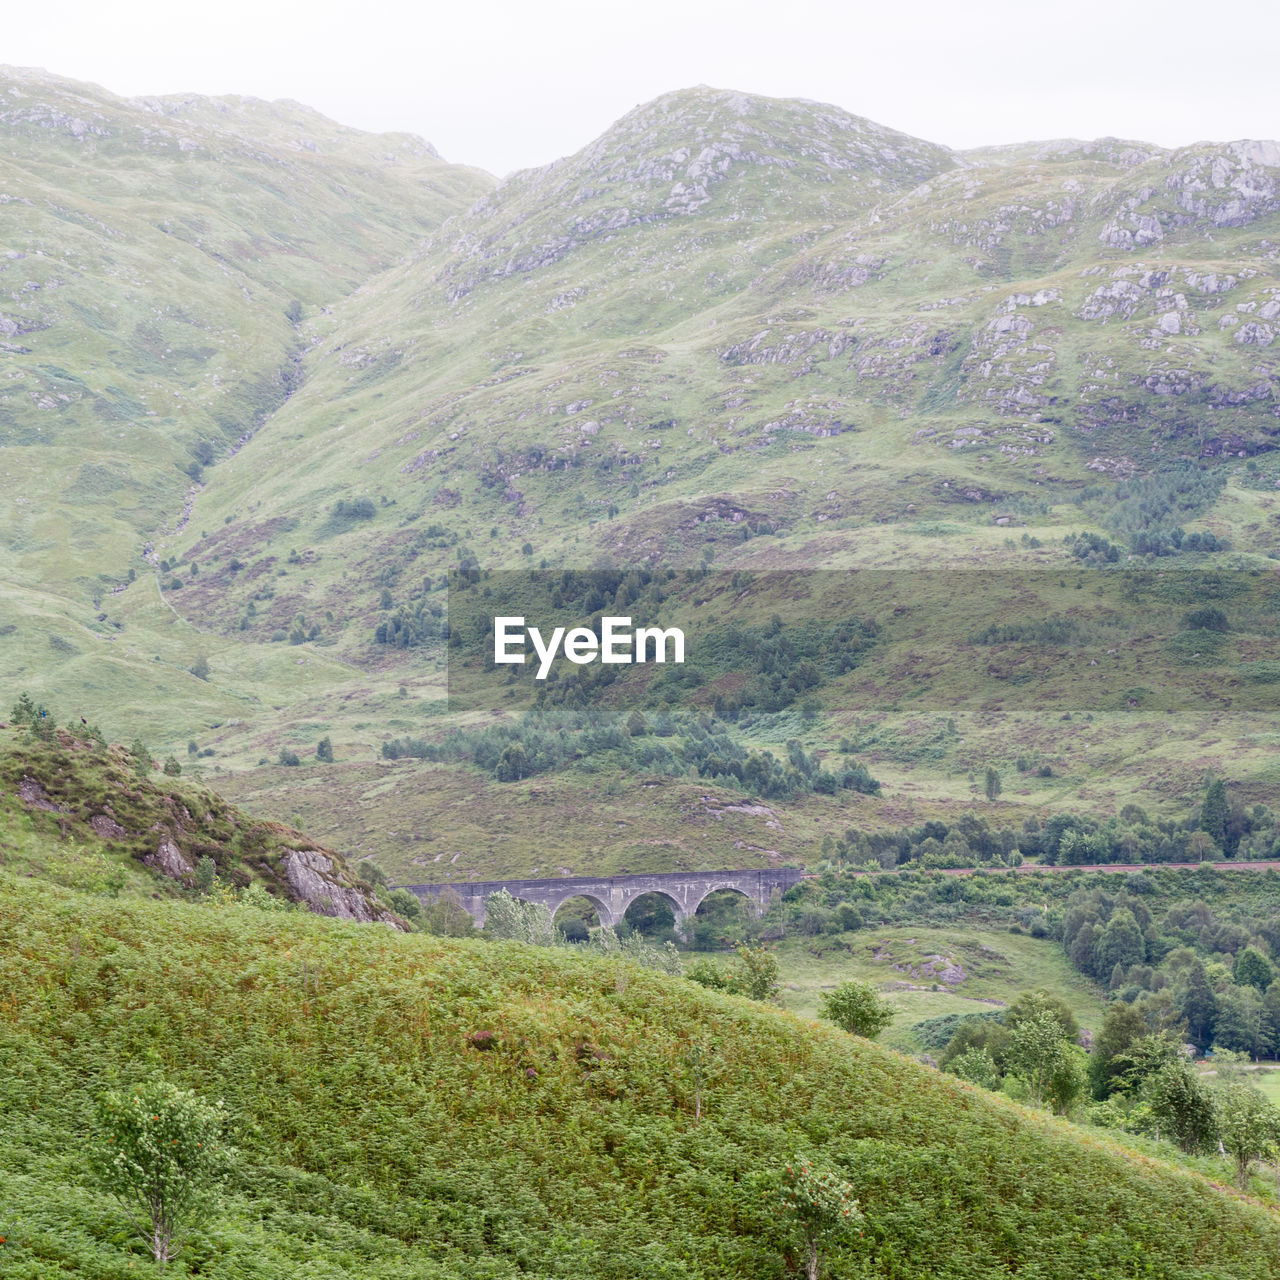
[405, 867, 803, 928]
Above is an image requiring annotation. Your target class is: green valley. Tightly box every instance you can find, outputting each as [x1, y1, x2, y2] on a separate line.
[4, 61, 1280, 1277]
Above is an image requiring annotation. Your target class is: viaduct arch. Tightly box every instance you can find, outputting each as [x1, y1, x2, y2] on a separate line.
[405, 867, 803, 929]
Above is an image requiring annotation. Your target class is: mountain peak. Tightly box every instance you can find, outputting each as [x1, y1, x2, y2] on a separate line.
[437, 87, 957, 298]
[569, 84, 956, 195]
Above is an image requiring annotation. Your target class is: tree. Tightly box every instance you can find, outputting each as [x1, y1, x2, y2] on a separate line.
[1143, 1060, 1218, 1154]
[1234, 946, 1275, 994]
[950, 1046, 1001, 1090]
[1005, 990, 1079, 1043]
[1088, 1001, 1149, 1100]
[779, 1156, 862, 1280]
[484, 890, 559, 945]
[1200, 778, 1230, 849]
[686, 946, 780, 1002]
[1179, 961, 1218, 1051]
[387, 887, 424, 925]
[421, 888, 475, 938]
[89, 1080, 233, 1265]
[193, 856, 217, 896]
[1094, 908, 1146, 976]
[1109, 1032, 1183, 1099]
[1263, 981, 1280, 1058]
[1216, 1082, 1280, 1190]
[1046, 1046, 1089, 1115]
[1214, 986, 1266, 1058]
[494, 743, 530, 782]
[819, 980, 895, 1039]
[129, 738, 154, 778]
[1007, 1009, 1073, 1108]
[189, 653, 210, 681]
[162, 756, 182, 776]
[733, 946, 781, 1002]
[315, 736, 334, 763]
[984, 766, 1002, 802]
[941, 1019, 1013, 1074]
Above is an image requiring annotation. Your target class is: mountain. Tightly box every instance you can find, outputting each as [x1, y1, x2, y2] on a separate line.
[3, 72, 1280, 876]
[0, 64, 491, 745]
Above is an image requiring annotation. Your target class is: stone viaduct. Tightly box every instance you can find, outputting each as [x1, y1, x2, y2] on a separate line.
[405, 867, 804, 929]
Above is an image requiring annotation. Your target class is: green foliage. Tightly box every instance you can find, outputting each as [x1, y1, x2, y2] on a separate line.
[912, 1010, 1005, 1053]
[162, 755, 182, 776]
[1100, 464, 1229, 556]
[89, 1080, 233, 1264]
[387, 886, 424, 924]
[331, 497, 376, 521]
[278, 747, 301, 767]
[972, 618, 1076, 644]
[129, 738, 154, 778]
[778, 1156, 862, 1280]
[1088, 1001, 1152, 1100]
[1144, 1060, 1219, 1155]
[237, 881, 294, 913]
[1004, 990, 1079, 1042]
[1007, 1010, 1076, 1110]
[950, 1047, 1001, 1090]
[1065, 531, 1121, 565]
[10, 691, 55, 740]
[483, 889, 560, 945]
[819, 980, 896, 1039]
[1234, 946, 1275, 994]
[315, 735, 334, 763]
[194, 855, 218, 896]
[420, 890, 477, 937]
[686, 945, 780, 1002]
[1199, 777, 1230, 850]
[586, 925, 684, 975]
[1215, 1082, 1280, 1190]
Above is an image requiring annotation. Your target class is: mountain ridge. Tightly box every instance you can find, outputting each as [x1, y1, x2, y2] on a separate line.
[3, 67, 1279, 872]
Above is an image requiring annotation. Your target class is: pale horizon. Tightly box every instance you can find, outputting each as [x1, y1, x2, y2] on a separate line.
[7, 0, 1280, 177]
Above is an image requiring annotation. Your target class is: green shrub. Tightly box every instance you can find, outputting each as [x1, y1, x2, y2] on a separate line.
[88, 1080, 234, 1264]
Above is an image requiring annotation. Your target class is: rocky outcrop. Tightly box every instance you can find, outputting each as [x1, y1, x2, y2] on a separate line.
[144, 837, 194, 882]
[18, 777, 60, 812]
[283, 848, 392, 924]
[90, 813, 129, 840]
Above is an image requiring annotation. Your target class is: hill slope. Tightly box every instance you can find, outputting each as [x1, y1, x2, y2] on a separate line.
[3, 870, 1280, 1278]
[4, 72, 1280, 869]
[0, 64, 492, 754]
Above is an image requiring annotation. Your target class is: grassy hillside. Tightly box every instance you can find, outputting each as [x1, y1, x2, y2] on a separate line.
[4, 71, 1280, 869]
[0, 723, 393, 922]
[772, 924, 1108, 1050]
[0, 63, 491, 757]
[4, 866, 1280, 1278]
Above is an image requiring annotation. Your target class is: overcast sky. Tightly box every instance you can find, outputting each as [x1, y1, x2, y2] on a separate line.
[9, 0, 1280, 176]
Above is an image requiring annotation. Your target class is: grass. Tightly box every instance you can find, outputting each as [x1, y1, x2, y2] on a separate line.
[771, 925, 1107, 1048]
[4, 861, 1280, 1279]
[7, 68, 1280, 874]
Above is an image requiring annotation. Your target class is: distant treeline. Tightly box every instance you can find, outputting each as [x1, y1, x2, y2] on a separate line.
[821, 778, 1271, 872]
[1072, 463, 1231, 560]
[381, 704, 880, 802]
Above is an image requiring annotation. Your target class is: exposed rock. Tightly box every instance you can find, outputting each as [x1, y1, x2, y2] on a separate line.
[283, 848, 389, 923]
[1235, 322, 1275, 347]
[145, 837, 194, 882]
[90, 813, 129, 840]
[18, 777, 60, 812]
